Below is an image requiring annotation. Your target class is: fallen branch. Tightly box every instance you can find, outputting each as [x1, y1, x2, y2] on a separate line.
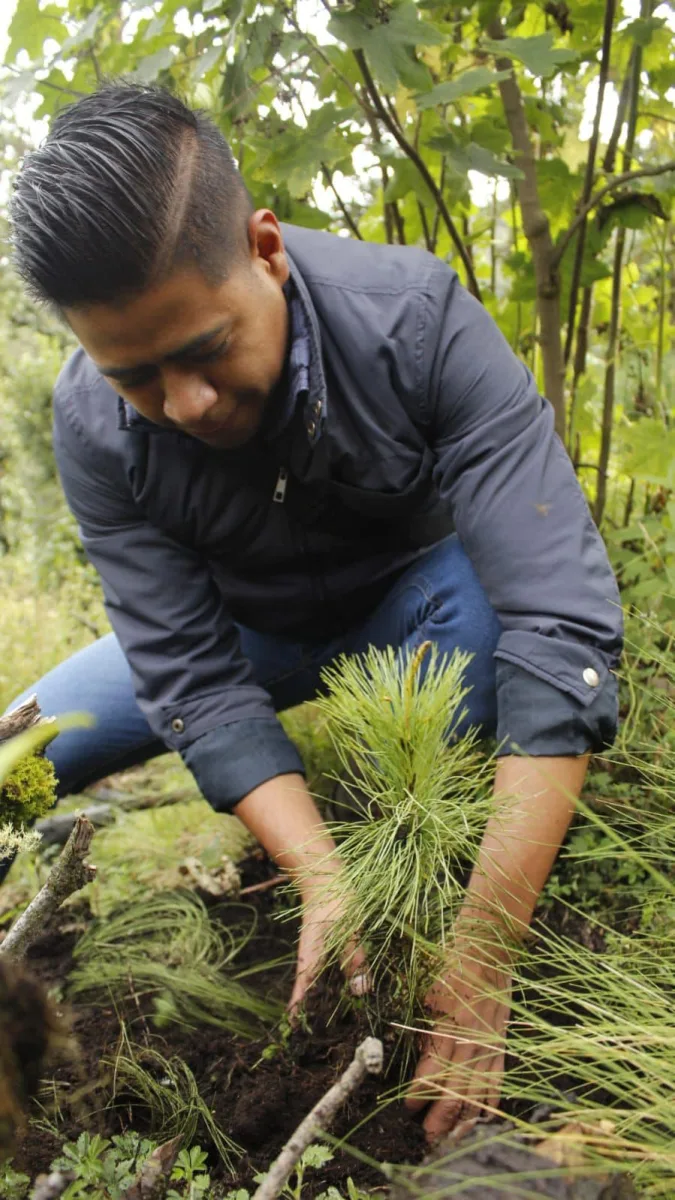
[0, 695, 43, 744]
[252, 1037, 384, 1200]
[36, 789, 194, 846]
[239, 873, 286, 897]
[0, 816, 96, 959]
[36, 803, 116, 846]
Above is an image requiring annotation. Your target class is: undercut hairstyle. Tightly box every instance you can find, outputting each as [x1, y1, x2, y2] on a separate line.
[10, 83, 254, 310]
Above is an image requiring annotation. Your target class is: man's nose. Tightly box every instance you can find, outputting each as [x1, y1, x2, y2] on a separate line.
[161, 366, 218, 427]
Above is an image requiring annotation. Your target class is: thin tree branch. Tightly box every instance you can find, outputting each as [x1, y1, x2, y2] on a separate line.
[639, 110, 675, 127]
[487, 17, 564, 436]
[320, 164, 363, 239]
[595, 5, 648, 525]
[252, 1038, 384, 1200]
[430, 155, 447, 254]
[0, 817, 96, 960]
[552, 160, 675, 271]
[352, 49, 481, 298]
[564, 0, 616, 365]
[603, 52, 635, 173]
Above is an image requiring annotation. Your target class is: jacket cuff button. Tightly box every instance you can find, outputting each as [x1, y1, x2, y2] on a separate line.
[172, 717, 185, 734]
[582, 667, 600, 688]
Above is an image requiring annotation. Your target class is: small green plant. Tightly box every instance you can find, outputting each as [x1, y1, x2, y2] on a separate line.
[50, 1131, 157, 1200]
[0, 1160, 30, 1200]
[309, 643, 496, 1025]
[47, 1132, 214, 1200]
[167, 1145, 211, 1200]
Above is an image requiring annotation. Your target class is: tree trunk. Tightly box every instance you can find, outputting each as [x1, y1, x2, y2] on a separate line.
[488, 21, 565, 439]
[564, 0, 616, 366]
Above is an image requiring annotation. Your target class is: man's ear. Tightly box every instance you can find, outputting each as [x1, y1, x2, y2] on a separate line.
[248, 210, 289, 285]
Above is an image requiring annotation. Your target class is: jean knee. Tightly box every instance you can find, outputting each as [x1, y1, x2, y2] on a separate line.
[414, 539, 501, 738]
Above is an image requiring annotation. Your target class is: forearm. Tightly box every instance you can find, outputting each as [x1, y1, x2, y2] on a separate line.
[458, 754, 588, 946]
[234, 773, 341, 897]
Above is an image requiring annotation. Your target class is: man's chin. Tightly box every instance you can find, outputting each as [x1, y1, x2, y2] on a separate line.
[192, 413, 263, 450]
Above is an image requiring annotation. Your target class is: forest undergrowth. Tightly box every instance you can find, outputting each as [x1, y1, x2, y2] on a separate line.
[0, 560, 674, 1198]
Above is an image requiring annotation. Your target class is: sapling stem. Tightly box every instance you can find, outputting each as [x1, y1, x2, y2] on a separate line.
[252, 1037, 384, 1200]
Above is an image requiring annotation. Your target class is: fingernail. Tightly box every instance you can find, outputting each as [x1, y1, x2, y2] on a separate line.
[349, 971, 371, 996]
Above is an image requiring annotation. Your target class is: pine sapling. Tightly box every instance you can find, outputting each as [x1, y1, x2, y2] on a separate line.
[307, 642, 496, 1025]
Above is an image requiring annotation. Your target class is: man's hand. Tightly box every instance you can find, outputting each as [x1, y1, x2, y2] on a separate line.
[406, 950, 511, 1141]
[406, 754, 588, 1142]
[234, 773, 369, 1011]
[290, 881, 370, 1012]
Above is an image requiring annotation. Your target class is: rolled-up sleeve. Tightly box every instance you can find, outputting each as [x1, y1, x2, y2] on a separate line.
[53, 389, 303, 809]
[421, 263, 623, 755]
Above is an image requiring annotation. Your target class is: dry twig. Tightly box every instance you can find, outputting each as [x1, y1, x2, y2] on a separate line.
[0, 695, 47, 744]
[0, 816, 96, 959]
[252, 1037, 384, 1200]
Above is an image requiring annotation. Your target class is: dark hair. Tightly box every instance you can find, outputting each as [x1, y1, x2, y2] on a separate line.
[10, 83, 253, 309]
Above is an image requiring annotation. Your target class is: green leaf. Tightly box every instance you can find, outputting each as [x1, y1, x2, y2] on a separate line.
[464, 142, 524, 179]
[623, 420, 675, 489]
[481, 32, 579, 79]
[427, 132, 523, 179]
[0, 70, 39, 110]
[0, 714, 94, 790]
[59, 5, 104, 55]
[192, 42, 224, 81]
[599, 193, 669, 232]
[328, 0, 445, 92]
[416, 67, 511, 109]
[383, 157, 435, 204]
[300, 1144, 334, 1170]
[131, 47, 176, 82]
[622, 16, 666, 48]
[7, 0, 66, 62]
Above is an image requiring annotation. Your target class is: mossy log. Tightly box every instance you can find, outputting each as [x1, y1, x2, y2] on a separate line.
[391, 1122, 637, 1200]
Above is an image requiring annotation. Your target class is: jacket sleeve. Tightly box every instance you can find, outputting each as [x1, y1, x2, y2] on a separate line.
[52, 390, 303, 809]
[422, 262, 623, 756]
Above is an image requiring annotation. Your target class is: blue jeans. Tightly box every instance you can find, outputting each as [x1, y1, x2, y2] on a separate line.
[11, 536, 501, 799]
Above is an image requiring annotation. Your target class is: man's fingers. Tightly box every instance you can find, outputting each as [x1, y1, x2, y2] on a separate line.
[342, 940, 372, 996]
[405, 1043, 454, 1113]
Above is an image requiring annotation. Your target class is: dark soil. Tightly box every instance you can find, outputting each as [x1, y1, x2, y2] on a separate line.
[11, 847, 619, 1196]
[12, 853, 427, 1195]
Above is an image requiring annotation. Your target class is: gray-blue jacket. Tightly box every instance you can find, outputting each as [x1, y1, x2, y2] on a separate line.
[52, 223, 623, 810]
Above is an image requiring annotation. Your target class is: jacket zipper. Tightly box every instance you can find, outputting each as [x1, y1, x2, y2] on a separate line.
[273, 466, 288, 504]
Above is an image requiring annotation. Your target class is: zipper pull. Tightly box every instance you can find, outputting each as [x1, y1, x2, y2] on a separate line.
[273, 466, 288, 504]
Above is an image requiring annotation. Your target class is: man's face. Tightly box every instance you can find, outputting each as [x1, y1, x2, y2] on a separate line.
[65, 211, 290, 450]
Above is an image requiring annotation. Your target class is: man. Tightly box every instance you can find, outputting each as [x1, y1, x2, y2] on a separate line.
[10, 84, 621, 1141]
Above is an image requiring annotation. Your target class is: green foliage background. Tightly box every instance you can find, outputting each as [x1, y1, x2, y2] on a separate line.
[0, 0, 673, 647]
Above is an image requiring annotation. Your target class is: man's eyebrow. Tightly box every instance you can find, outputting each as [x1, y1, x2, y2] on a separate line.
[100, 322, 230, 380]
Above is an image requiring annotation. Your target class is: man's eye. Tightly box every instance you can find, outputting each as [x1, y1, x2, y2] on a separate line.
[186, 339, 229, 365]
[108, 367, 158, 389]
